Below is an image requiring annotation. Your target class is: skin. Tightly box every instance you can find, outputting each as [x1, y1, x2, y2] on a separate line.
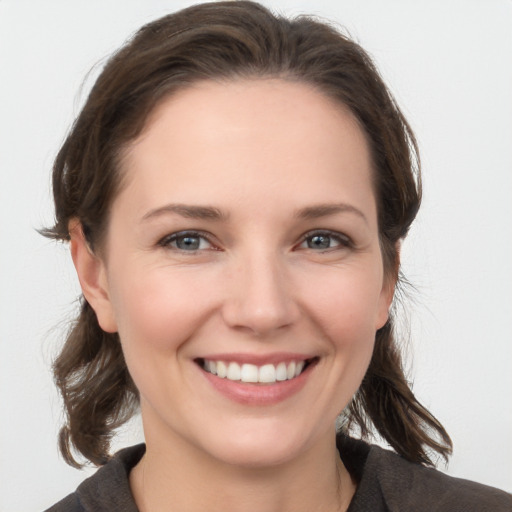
[71, 79, 396, 512]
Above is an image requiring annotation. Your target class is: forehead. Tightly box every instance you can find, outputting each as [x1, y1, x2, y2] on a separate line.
[137, 78, 366, 153]
[118, 78, 376, 223]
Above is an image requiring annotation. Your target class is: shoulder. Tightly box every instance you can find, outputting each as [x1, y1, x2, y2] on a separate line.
[370, 444, 511, 512]
[44, 493, 82, 512]
[339, 437, 512, 512]
[43, 444, 145, 512]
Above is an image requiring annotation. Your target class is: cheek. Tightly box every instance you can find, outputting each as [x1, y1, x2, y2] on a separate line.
[301, 264, 385, 342]
[300, 264, 384, 385]
[108, 267, 217, 356]
[321, 286, 378, 375]
[106, 266, 223, 410]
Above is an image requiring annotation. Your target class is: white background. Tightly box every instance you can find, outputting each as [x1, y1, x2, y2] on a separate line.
[1, 1, 511, 510]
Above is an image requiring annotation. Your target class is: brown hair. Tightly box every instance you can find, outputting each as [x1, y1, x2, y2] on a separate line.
[43, 0, 452, 468]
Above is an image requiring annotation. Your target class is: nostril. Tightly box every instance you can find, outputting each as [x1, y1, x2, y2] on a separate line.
[220, 271, 300, 335]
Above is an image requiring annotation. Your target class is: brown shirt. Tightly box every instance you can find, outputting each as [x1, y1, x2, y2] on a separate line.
[45, 437, 512, 511]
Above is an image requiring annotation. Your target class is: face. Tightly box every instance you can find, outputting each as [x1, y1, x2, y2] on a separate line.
[79, 79, 394, 468]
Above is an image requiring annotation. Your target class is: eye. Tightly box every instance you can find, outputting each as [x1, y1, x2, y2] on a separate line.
[158, 231, 215, 251]
[297, 230, 352, 251]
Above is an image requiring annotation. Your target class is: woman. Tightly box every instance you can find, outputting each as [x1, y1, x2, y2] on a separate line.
[42, 2, 511, 511]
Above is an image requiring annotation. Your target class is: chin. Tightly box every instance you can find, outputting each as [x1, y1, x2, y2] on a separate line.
[201, 419, 323, 469]
[211, 441, 301, 469]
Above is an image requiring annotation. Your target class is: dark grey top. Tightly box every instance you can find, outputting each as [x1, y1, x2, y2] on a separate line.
[45, 437, 512, 511]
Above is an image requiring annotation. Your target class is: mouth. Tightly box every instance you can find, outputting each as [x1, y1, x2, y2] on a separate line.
[195, 357, 318, 385]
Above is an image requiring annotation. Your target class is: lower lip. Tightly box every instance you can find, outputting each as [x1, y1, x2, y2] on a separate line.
[199, 362, 315, 405]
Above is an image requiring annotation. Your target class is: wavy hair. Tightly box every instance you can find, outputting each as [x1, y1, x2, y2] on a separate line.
[43, 0, 452, 467]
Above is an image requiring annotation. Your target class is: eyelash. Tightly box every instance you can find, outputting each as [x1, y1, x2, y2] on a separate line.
[297, 230, 353, 252]
[158, 231, 216, 252]
[157, 229, 353, 253]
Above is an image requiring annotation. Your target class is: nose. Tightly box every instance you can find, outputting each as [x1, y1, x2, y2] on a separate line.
[221, 250, 300, 337]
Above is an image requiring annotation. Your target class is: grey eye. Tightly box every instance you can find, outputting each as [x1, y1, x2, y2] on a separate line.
[159, 231, 213, 251]
[175, 234, 201, 250]
[307, 234, 332, 249]
[298, 231, 351, 251]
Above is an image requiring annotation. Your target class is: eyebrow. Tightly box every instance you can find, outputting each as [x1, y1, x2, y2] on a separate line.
[295, 203, 368, 224]
[141, 203, 228, 222]
[141, 202, 367, 224]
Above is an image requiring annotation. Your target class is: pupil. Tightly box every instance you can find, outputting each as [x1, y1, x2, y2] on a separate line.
[309, 235, 330, 249]
[178, 236, 200, 250]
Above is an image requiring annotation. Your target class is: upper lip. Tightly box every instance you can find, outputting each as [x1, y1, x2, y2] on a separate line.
[196, 352, 316, 366]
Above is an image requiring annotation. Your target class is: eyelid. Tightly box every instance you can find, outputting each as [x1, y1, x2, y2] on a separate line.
[157, 229, 352, 252]
[295, 229, 353, 250]
[157, 230, 219, 251]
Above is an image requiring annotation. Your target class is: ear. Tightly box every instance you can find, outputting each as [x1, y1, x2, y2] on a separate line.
[376, 241, 401, 329]
[69, 219, 118, 333]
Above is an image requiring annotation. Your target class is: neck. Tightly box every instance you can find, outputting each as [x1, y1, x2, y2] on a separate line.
[130, 414, 356, 512]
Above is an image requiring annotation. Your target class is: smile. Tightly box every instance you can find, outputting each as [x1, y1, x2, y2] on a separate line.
[199, 358, 313, 384]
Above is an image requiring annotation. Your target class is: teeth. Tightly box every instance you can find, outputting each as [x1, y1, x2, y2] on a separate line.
[276, 362, 287, 381]
[259, 364, 276, 383]
[227, 362, 241, 381]
[217, 361, 227, 378]
[202, 359, 309, 383]
[240, 363, 259, 383]
[287, 361, 296, 379]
